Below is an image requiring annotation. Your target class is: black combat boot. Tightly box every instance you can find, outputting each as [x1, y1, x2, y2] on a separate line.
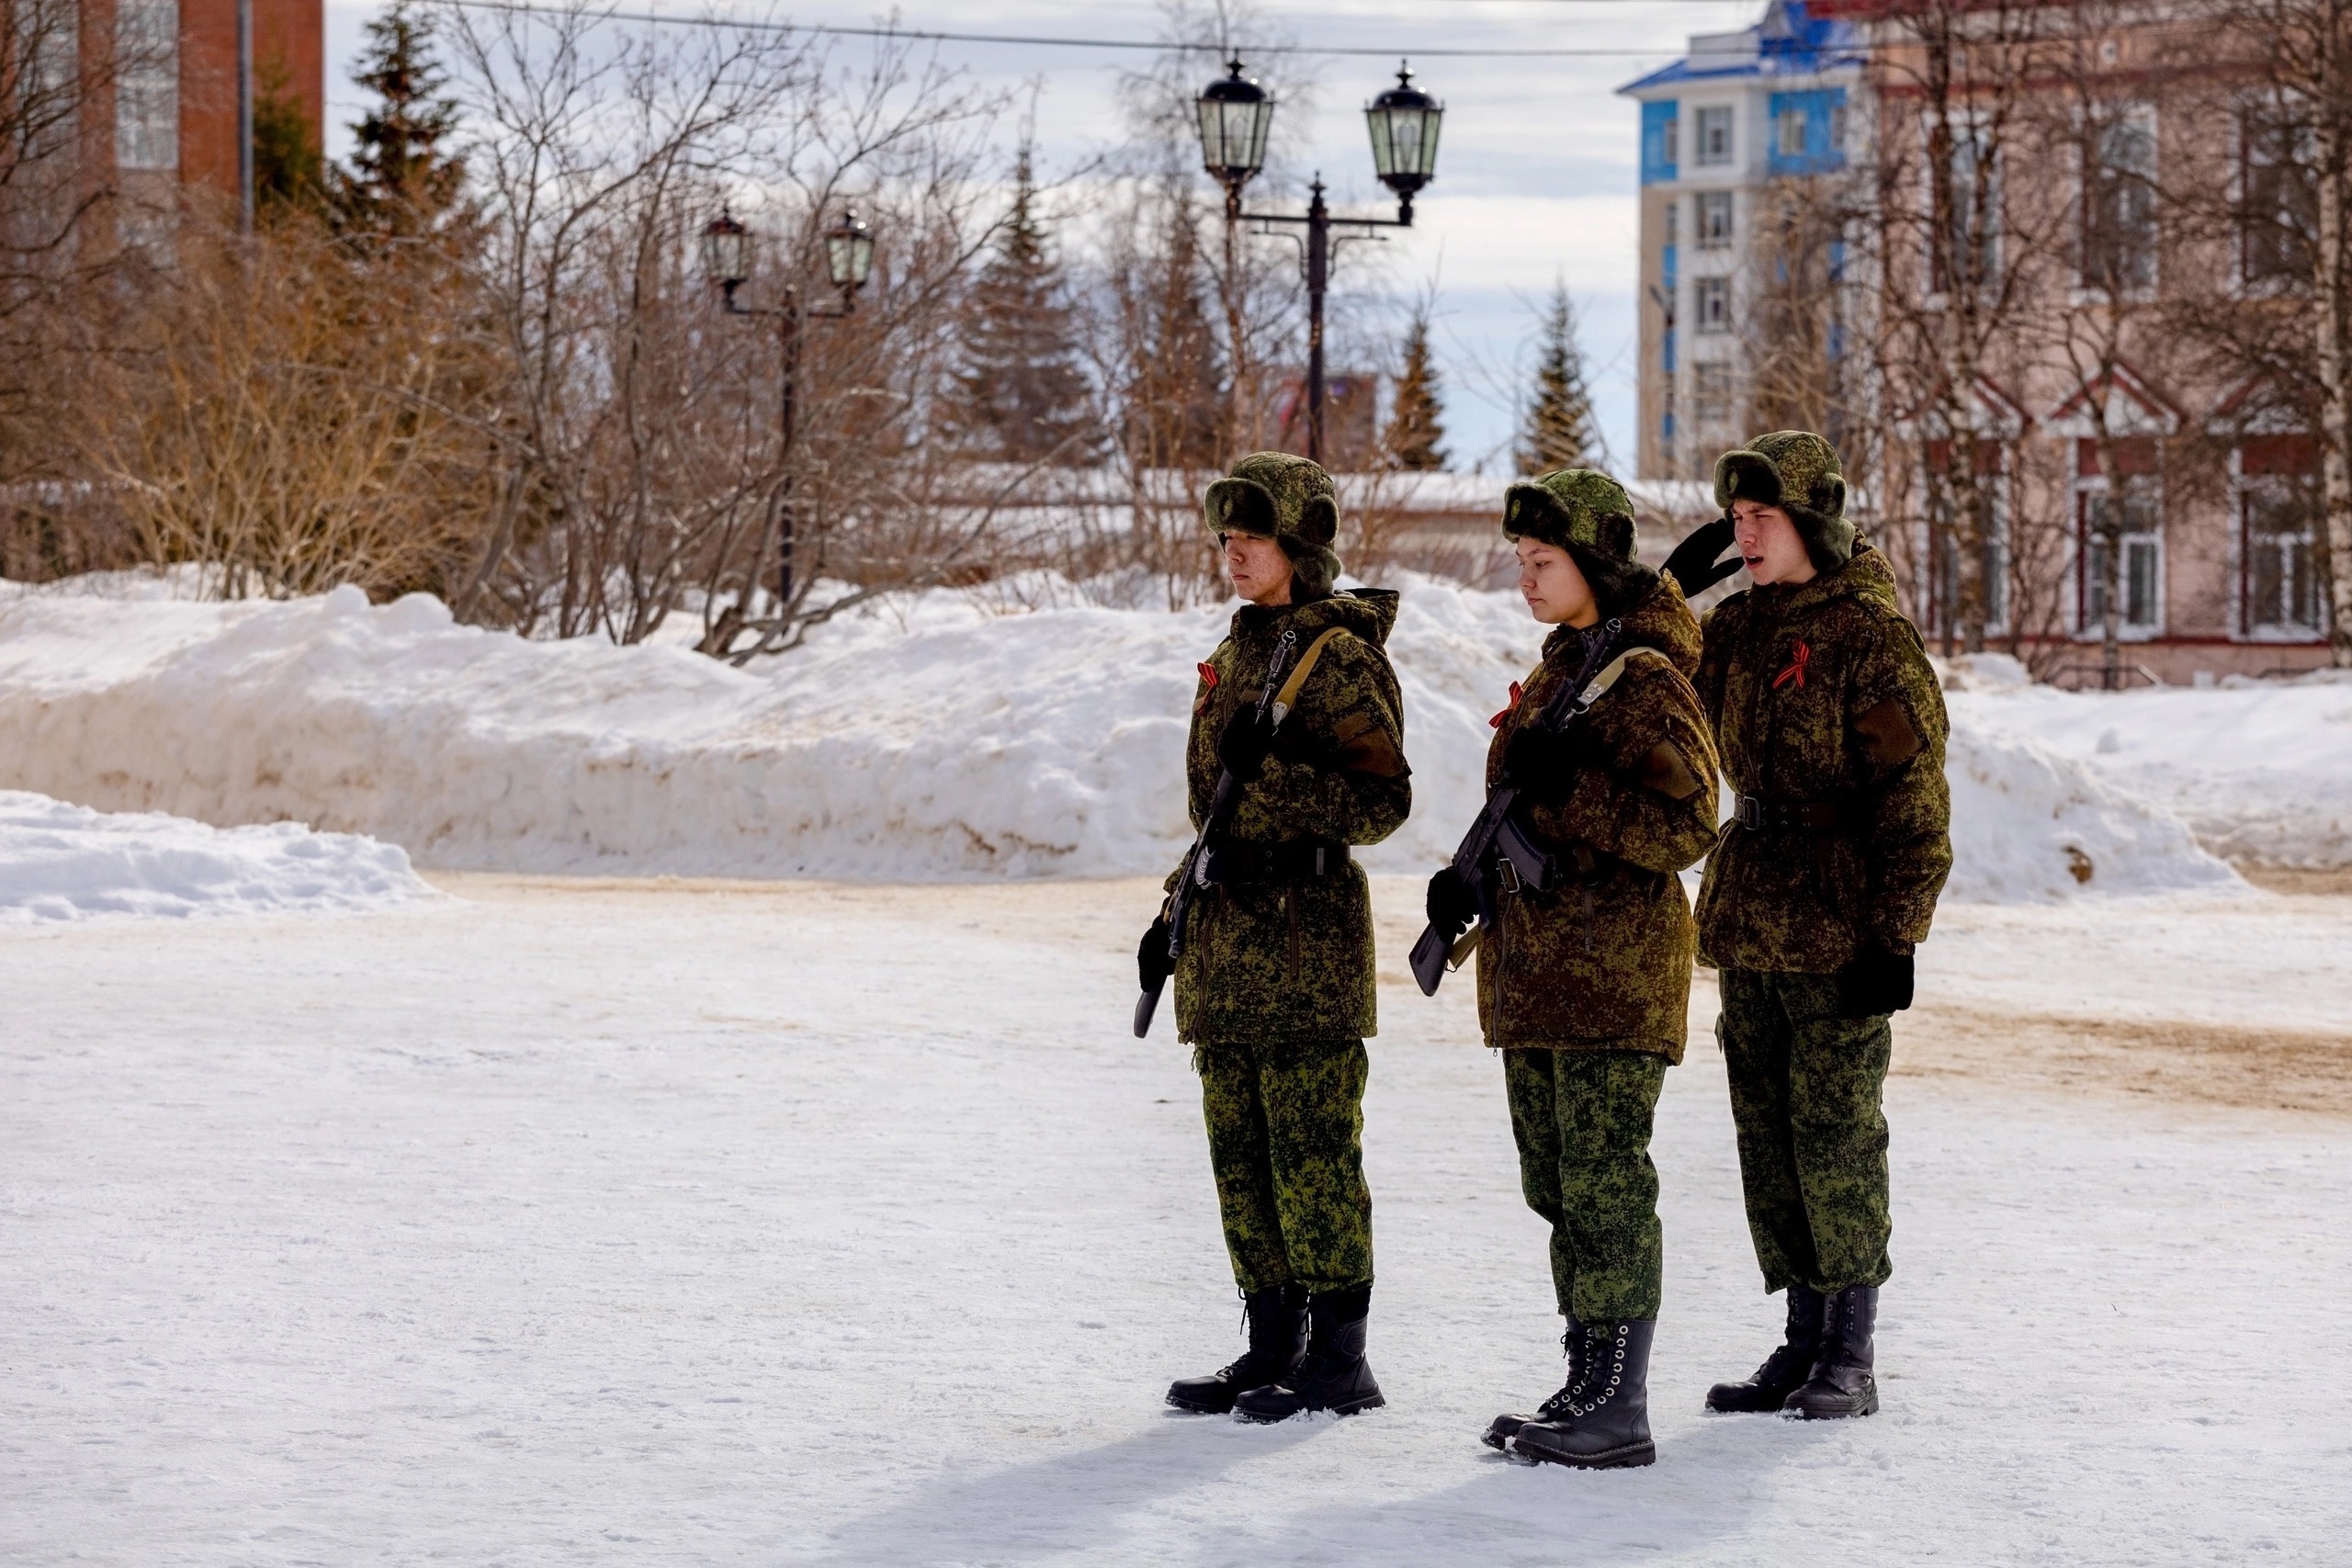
[1511, 1319, 1656, 1470]
[1783, 1283, 1878, 1419]
[1166, 1284, 1308, 1415]
[1232, 1283, 1383, 1421]
[1483, 1318, 1590, 1451]
[1704, 1284, 1825, 1414]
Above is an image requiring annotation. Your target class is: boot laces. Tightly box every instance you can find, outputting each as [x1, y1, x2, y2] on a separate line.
[1566, 1325, 1630, 1418]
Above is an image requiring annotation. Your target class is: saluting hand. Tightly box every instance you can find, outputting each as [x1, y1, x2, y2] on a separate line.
[1663, 514, 1742, 598]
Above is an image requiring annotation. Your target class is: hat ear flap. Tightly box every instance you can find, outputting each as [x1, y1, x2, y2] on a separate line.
[1596, 513, 1636, 561]
[1815, 474, 1847, 519]
[1298, 493, 1339, 547]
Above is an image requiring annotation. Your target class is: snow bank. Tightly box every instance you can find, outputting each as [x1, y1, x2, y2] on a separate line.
[1951, 678, 2352, 869]
[1940, 724, 2238, 901]
[0, 789, 433, 923]
[0, 577, 1539, 880]
[0, 574, 2247, 897]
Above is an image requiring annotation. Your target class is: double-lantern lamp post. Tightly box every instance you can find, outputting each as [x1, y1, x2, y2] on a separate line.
[1194, 58, 1444, 464]
[699, 205, 877, 608]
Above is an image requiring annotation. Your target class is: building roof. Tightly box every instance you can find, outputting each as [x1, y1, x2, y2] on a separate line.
[1617, 0, 1863, 95]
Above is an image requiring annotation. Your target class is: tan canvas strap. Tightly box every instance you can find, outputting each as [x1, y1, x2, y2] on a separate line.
[1271, 627, 1350, 721]
[1573, 644, 1669, 709]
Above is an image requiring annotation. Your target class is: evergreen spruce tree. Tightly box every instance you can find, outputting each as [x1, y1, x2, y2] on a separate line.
[947, 150, 1097, 465]
[1381, 306, 1446, 470]
[333, 1, 467, 241]
[1126, 185, 1223, 470]
[1517, 280, 1598, 474]
[252, 60, 325, 215]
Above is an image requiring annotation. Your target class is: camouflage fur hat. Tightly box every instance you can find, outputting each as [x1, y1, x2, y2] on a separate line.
[1502, 468, 1659, 616]
[1713, 431, 1855, 570]
[1204, 451, 1344, 597]
[1501, 469, 1640, 561]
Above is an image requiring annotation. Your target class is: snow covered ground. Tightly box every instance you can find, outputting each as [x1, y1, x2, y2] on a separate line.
[0, 789, 432, 922]
[0, 574, 2302, 894]
[5, 873, 2346, 1565]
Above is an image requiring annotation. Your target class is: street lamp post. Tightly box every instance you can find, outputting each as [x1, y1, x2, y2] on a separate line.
[700, 207, 876, 611]
[1194, 59, 1443, 464]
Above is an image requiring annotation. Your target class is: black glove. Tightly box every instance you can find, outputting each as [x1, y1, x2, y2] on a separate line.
[1425, 866, 1478, 938]
[1503, 724, 1594, 797]
[1137, 915, 1174, 993]
[1663, 514, 1741, 598]
[1837, 946, 1915, 1018]
[1217, 706, 1277, 782]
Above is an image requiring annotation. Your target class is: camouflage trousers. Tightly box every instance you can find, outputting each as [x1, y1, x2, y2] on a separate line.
[1716, 968, 1894, 1294]
[1195, 1037, 1374, 1295]
[1503, 1049, 1668, 1323]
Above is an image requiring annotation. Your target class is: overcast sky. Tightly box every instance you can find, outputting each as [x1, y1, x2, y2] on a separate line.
[322, 0, 1766, 475]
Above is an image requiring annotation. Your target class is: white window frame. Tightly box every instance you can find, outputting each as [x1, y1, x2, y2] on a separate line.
[1692, 275, 1731, 334]
[2076, 101, 2159, 301]
[2233, 94, 2315, 298]
[2233, 466, 2325, 641]
[1917, 464, 2012, 641]
[1690, 359, 1735, 425]
[115, 0, 179, 173]
[2073, 473, 2165, 640]
[1694, 105, 1735, 167]
[1695, 190, 1734, 250]
[1918, 109, 2001, 307]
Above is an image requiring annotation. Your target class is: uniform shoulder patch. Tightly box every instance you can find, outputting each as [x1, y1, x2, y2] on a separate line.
[1331, 711, 1408, 778]
[1634, 740, 1705, 801]
[1853, 696, 1923, 768]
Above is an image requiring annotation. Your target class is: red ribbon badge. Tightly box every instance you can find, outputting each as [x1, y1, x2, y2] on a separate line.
[1193, 662, 1219, 715]
[1489, 680, 1524, 729]
[1774, 639, 1811, 691]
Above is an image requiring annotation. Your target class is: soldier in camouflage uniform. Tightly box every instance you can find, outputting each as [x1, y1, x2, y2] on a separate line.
[1147, 452, 1412, 1423]
[1423, 471, 1721, 1470]
[1661, 431, 1952, 1421]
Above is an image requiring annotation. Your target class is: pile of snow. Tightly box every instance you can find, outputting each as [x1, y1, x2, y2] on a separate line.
[0, 573, 2253, 898]
[0, 577, 1538, 880]
[0, 789, 433, 923]
[1940, 725, 2238, 901]
[1951, 676, 2352, 869]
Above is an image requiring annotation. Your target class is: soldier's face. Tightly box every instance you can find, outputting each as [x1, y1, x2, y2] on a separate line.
[1732, 501, 1817, 586]
[1516, 539, 1600, 628]
[1221, 531, 1295, 607]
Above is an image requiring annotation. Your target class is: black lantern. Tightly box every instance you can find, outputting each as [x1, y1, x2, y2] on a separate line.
[1195, 57, 1274, 203]
[823, 208, 876, 292]
[700, 207, 752, 294]
[1365, 62, 1442, 210]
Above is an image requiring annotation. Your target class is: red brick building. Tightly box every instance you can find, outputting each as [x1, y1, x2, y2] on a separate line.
[79, 0, 322, 209]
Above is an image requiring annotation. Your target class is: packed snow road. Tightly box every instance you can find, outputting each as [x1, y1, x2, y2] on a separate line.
[4, 876, 2347, 1566]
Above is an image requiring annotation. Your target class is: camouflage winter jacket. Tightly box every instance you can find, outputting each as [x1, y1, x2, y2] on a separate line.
[1693, 542, 1952, 974]
[1171, 589, 1412, 1043]
[1475, 576, 1721, 1062]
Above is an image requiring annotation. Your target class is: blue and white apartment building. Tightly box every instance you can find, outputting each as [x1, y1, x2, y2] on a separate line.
[1619, 2, 1863, 479]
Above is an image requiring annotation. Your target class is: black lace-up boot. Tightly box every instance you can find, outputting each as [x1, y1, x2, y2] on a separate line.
[1483, 1318, 1590, 1451]
[1783, 1283, 1878, 1419]
[1511, 1319, 1656, 1470]
[1705, 1284, 1826, 1414]
[1232, 1283, 1383, 1422]
[1166, 1284, 1308, 1415]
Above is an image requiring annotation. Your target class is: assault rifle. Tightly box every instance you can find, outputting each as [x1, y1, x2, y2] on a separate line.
[1133, 628, 1303, 1039]
[1408, 618, 1628, 997]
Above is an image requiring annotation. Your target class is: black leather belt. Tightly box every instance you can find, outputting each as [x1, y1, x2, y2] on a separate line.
[1200, 840, 1350, 885]
[1734, 795, 1844, 832]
